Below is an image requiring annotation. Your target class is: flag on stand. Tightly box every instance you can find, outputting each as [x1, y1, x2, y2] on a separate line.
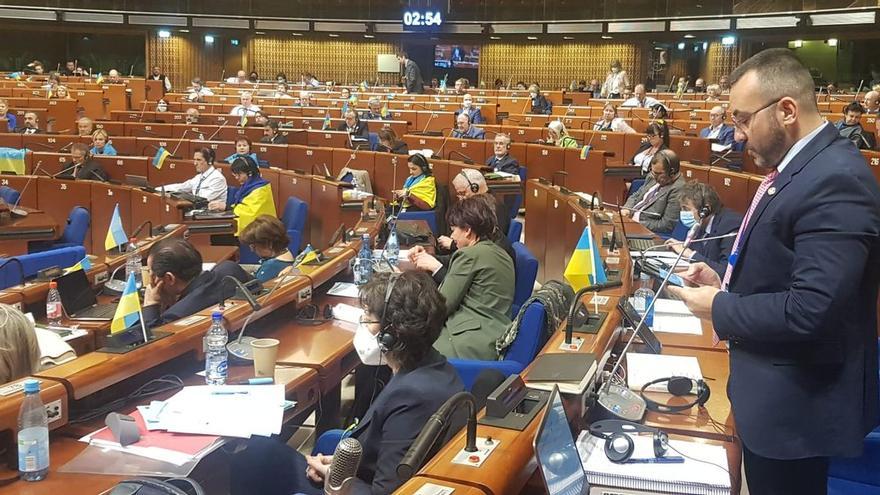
[104, 203, 128, 251]
[110, 273, 141, 334]
[152, 147, 170, 169]
[563, 221, 607, 291]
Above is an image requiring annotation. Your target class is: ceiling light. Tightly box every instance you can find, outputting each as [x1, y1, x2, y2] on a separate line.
[364, 34, 374, 38]
[721, 35, 735, 46]
[255, 31, 265, 35]
[179, 29, 189, 33]
[601, 35, 613, 40]
[490, 36, 500, 40]
[702, 42, 708, 50]
[527, 36, 538, 40]
[684, 34, 695, 39]
[158, 30, 171, 38]
[204, 35, 214, 44]
[292, 32, 303, 36]
[827, 38, 838, 46]
[328, 33, 339, 37]
[563, 36, 574, 40]
[677, 42, 686, 50]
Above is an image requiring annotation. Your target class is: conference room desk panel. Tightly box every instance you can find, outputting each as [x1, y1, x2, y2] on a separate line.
[388, 110, 418, 131]
[21, 134, 79, 154]
[307, 130, 351, 149]
[443, 137, 489, 164]
[168, 123, 216, 139]
[584, 131, 627, 167]
[681, 161, 712, 184]
[524, 181, 550, 281]
[309, 178, 358, 249]
[502, 124, 544, 144]
[331, 148, 375, 179]
[92, 155, 150, 184]
[147, 157, 199, 186]
[89, 183, 132, 256]
[708, 168, 752, 213]
[217, 126, 265, 143]
[0, 290, 22, 309]
[46, 98, 78, 132]
[123, 122, 175, 138]
[34, 176, 92, 248]
[397, 477, 490, 495]
[669, 135, 712, 166]
[190, 140, 236, 163]
[0, 133, 22, 150]
[416, 111, 455, 134]
[562, 147, 606, 195]
[402, 134, 444, 157]
[373, 153, 407, 201]
[864, 150, 880, 184]
[0, 209, 57, 256]
[250, 142, 288, 169]
[497, 97, 537, 118]
[135, 136, 190, 163]
[525, 144, 565, 184]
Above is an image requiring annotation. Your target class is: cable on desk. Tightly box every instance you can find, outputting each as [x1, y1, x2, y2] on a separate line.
[70, 375, 184, 424]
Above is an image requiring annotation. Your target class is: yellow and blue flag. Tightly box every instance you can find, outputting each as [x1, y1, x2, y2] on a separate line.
[564, 221, 607, 291]
[380, 102, 389, 119]
[0, 147, 27, 175]
[105, 203, 128, 251]
[9, 72, 22, 81]
[152, 146, 170, 169]
[439, 74, 448, 92]
[95, 73, 104, 85]
[579, 145, 591, 160]
[322, 112, 332, 130]
[348, 94, 359, 106]
[340, 100, 350, 117]
[239, 115, 248, 127]
[359, 80, 368, 92]
[110, 273, 141, 334]
[63, 255, 92, 274]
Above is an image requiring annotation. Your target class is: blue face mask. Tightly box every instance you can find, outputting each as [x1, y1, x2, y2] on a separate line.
[680, 210, 697, 228]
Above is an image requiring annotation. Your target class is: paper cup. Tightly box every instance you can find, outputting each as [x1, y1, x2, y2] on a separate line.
[251, 338, 280, 378]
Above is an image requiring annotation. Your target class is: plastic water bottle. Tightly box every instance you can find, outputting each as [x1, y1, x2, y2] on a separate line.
[351, 175, 362, 196]
[18, 379, 49, 481]
[385, 226, 400, 266]
[632, 273, 655, 327]
[204, 312, 228, 385]
[125, 237, 142, 287]
[46, 282, 62, 327]
[354, 234, 373, 285]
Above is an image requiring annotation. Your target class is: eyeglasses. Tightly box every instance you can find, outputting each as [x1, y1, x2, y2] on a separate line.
[731, 98, 781, 131]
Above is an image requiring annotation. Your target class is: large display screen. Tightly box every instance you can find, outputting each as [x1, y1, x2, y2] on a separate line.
[434, 45, 480, 70]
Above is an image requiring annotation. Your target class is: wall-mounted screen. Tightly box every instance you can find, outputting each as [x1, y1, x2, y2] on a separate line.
[434, 45, 480, 70]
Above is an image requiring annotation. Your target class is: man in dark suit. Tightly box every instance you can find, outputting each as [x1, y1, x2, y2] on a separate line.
[665, 182, 742, 277]
[622, 149, 686, 234]
[451, 113, 485, 140]
[16, 112, 41, 134]
[336, 109, 370, 140]
[485, 133, 520, 175]
[260, 121, 288, 144]
[59, 143, 108, 181]
[699, 106, 738, 149]
[398, 52, 424, 94]
[671, 49, 880, 495]
[143, 238, 253, 328]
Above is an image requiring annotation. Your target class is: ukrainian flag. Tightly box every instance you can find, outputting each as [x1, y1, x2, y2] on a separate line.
[580, 145, 591, 160]
[340, 100, 349, 117]
[439, 74, 448, 92]
[0, 147, 27, 175]
[359, 80, 368, 91]
[95, 73, 104, 85]
[152, 146, 170, 169]
[563, 221, 607, 291]
[348, 94, 359, 106]
[239, 115, 248, 127]
[64, 255, 93, 274]
[322, 112, 332, 130]
[105, 203, 128, 251]
[380, 103, 389, 119]
[9, 72, 22, 81]
[110, 273, 141, 334]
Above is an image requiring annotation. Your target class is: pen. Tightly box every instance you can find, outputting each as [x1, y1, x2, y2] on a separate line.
[211, 390, 250, 395]
[625, 456, 684, 464]
[237, 377, 274, 385]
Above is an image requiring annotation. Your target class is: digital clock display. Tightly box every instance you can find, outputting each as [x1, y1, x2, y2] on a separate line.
[402, 10, 443, 29]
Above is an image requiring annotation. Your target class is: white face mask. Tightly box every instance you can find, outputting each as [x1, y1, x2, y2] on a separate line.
[463, 100, 472, 108]
[529, 92, 537, 99]
[353, 323, 383, 365]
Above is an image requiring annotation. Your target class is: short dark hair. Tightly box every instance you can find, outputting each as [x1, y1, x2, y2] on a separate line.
[234, 136, 252, 147]
[408, 153, 432, 176]
[645, 121, 670, 148]
[266, 120, 280, 132]
[195, 146, 215, 164]
[652, 149, 680, 176]
[70, 142, 89, 155]
[231, 156, 260, 177]
[359, 271, 446, 370]
[845, 101, 865, 115]
[377, 127, 397, 143]
[446, 194, 498, 241]
[729, 48, 817, 111]
[149, 238, 202, 282]
[240, 215, 290, 254]
[680, 181, 722, 215]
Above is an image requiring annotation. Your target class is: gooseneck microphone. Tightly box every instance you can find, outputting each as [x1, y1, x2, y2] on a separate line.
[324, 437, 363, 495]
[565, 280, 624, 345]
[218, 275, 261, 311]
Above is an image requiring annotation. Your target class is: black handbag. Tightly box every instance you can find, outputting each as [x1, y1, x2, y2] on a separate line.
[108, 477, 205, 495]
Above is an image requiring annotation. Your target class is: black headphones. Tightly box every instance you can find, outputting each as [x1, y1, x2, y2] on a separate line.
[590, 420, 669, 463]
[694, 183, 712, 219]
[639, 376, 711, 413]
[377, 274, 403, 353]
[459, 171, 479, 193]
[408, 153, 431, 176]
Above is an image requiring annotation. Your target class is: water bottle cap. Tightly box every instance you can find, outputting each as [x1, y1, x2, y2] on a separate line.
[362, 233, 370, 240]
[23, 379, 39, 393]
[212, 311, 223, 320]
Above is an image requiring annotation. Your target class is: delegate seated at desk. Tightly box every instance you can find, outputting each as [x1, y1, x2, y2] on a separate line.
[143, 238, 252, 328]
[209, 156, 277, 236]
[622, 149, 685, 235]
[485, 133, 520, 175]
[58, 143, 109, 181]
[89, 129, 117, 156]
[232, 272, 463, 495]
[336, 110, 370, 140]
[429, 195, 515, 361]
[392, 154, 436, 211]
[225, 137, 261, 167]
[700, 106, 739, 150]
[376, 128, 408, 155]
[454, 94, 485, 124]
[0, 303, 40, 385]
[451, 113, 485, 140]
[666, 182, 742, 277]
[161, 147, 228, 206]
[240, 215, 295, 283]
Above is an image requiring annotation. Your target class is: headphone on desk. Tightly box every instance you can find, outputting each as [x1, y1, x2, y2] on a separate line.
[458, 170, 480, 193]
[377, 274, 404, 353]
[590, 419, 669, 463]
[639, 376, 711, 413]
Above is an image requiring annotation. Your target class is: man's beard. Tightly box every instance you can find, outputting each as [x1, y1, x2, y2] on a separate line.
[747, 118, 789, 169]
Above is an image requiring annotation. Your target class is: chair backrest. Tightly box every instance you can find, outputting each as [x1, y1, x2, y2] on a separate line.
[281, 196, 308, 232]
[670, 219, 689, 241]
[0, 246, 87, 289]
[508, 219, 523, 243]
[368, 132, 379, 151]
[518, 166, 527, 182]
[505, 301, 548, 365]
[58, 206, 90, 246]
[511, 242, 538, 317]
[0, 185, 20, 205]
[628, 178, 646, 200]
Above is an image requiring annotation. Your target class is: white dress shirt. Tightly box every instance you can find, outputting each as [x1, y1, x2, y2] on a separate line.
[162, 166, 227, 203]
[775, 121, 827, 175]
[187, 87, 214, 101]
[621, 96, 660, 108]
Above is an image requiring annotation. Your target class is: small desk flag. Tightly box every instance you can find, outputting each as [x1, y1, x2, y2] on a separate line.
[564, 220, 607, 291]
[152, 146, 170, 169]
[110, 273, 141, 334]
[104, 203, 128, 251]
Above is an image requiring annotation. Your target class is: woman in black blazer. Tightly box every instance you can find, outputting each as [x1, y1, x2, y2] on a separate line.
[231, 271, 464, 495]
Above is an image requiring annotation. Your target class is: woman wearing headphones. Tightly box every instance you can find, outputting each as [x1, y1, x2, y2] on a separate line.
[622, 149, 686, 235]
[89, 129, 118, 156]
[209, 156, 276, 235]
[393, 153, 436, 211]
[665, 182, 743, 276]
[231, 271, 463, 495]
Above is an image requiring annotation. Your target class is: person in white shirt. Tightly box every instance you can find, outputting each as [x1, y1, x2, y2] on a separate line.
[601, 60, 629, 98]
[187, 78, 214, 102]
[150, 66, 172, 92]
[298, 90, 313, 107]
[621, 84, 659, 108]
[593, 103, 636, 133]
[227, 70, 247, 84]
[161, 148, 227, 208]
[273, 83, 293, 99]
[705, 84, 722, 102]
[230, 92, 261, 117]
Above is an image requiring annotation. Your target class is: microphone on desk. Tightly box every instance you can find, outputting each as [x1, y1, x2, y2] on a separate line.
[52, 162, 83, 179]
[131, 220, 153, 239]
[397, 391, 479, 482]
[324, 437, 363, 495]
[218, 275, 261, 312]
[565, 280, 624, 345]
[447, 149, 475, 164]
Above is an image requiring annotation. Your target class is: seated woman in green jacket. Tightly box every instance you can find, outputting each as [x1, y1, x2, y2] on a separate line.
[546, 120, 579, 148]
[429, 195, 515, 361]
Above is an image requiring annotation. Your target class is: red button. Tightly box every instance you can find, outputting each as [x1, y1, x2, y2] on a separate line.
[468, 455, 480, 463]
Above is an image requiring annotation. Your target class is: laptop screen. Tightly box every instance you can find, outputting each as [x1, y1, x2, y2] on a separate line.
[55, 269, 98, 314]
[534, 386, 589, 495]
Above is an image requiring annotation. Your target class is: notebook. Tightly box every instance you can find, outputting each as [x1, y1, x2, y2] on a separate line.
[525, 353, 598, 394]
[576, 431, 731, 495]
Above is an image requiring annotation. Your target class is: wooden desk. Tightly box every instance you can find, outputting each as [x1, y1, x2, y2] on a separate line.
[0, 209, 57, 256]
[397, 477, 490, 494]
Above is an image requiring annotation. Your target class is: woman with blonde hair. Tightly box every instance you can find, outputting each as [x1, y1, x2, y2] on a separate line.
[546, 120, 579, 148]
[90, 129, 118, 156]
[0, 303, 40, 384]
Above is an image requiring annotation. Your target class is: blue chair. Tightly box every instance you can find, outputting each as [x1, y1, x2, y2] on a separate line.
[397, 210, 438, 236]
[827, 339, 880, 494]
[628, 178, 645, 200]
[281, 196, 308, 254]
[0, 246, 86, 289]
[367, 132, 379, 151]
[511, 242, 538, 318]
[29, 206, 90, 252]
[0, 186, 20, 205]
[670, 219, 689, 242]
[448, 301, 548, 390]
[508, 219, 523, 243]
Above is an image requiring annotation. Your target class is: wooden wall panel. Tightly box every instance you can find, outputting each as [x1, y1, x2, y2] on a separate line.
[146, 32, 224, 91]
[705, 41, 744, 84]
[479, 42, 648, 91]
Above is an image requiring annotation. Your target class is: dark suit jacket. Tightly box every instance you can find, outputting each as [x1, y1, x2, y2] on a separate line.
[143, 261, 253, 328]
[699, 124, 737, 148]
[451, 126, 485, 140]
[260, 133, 288, 145]
[378, 141, 408, 155]
[59, 159, 109, 182]
[348, 349, 463, 494]
[712, 123, 880, 459]
[689, 207, 742, 276]
[337, 120, 369, 139]
[404, 59, 424, 94]
[623, 174, 685, 233]
[455, 107, 484, 125]
[530, 95, 552, 115]
[485, 154, 520, 175]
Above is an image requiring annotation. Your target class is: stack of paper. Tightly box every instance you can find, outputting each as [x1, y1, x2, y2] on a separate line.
[328, 282, 360, 298]
[576, 431, 731, 495]
[156, 385, 287, 438]
[626, 353, 703, 392]
[652, 298, 703, 335]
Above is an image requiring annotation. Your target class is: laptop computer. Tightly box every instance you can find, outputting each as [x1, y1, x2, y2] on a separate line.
[125, 174, 155, 193]
[534, 385, 590, 495]
[55, 269, 118, 321]
[618, 210, 655, 253]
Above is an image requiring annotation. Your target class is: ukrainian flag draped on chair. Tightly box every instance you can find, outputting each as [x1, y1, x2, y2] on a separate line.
[564, 220, 607, 290]
[105, 203, 128, 251]
[110, 273, 142, 334]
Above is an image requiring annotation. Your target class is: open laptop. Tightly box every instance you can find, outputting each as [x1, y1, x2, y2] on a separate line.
[534, 385, 590, 495]
[125, 174, 155, 193]
[618, 209, 655, 253]
[55, 269, 118, 320]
